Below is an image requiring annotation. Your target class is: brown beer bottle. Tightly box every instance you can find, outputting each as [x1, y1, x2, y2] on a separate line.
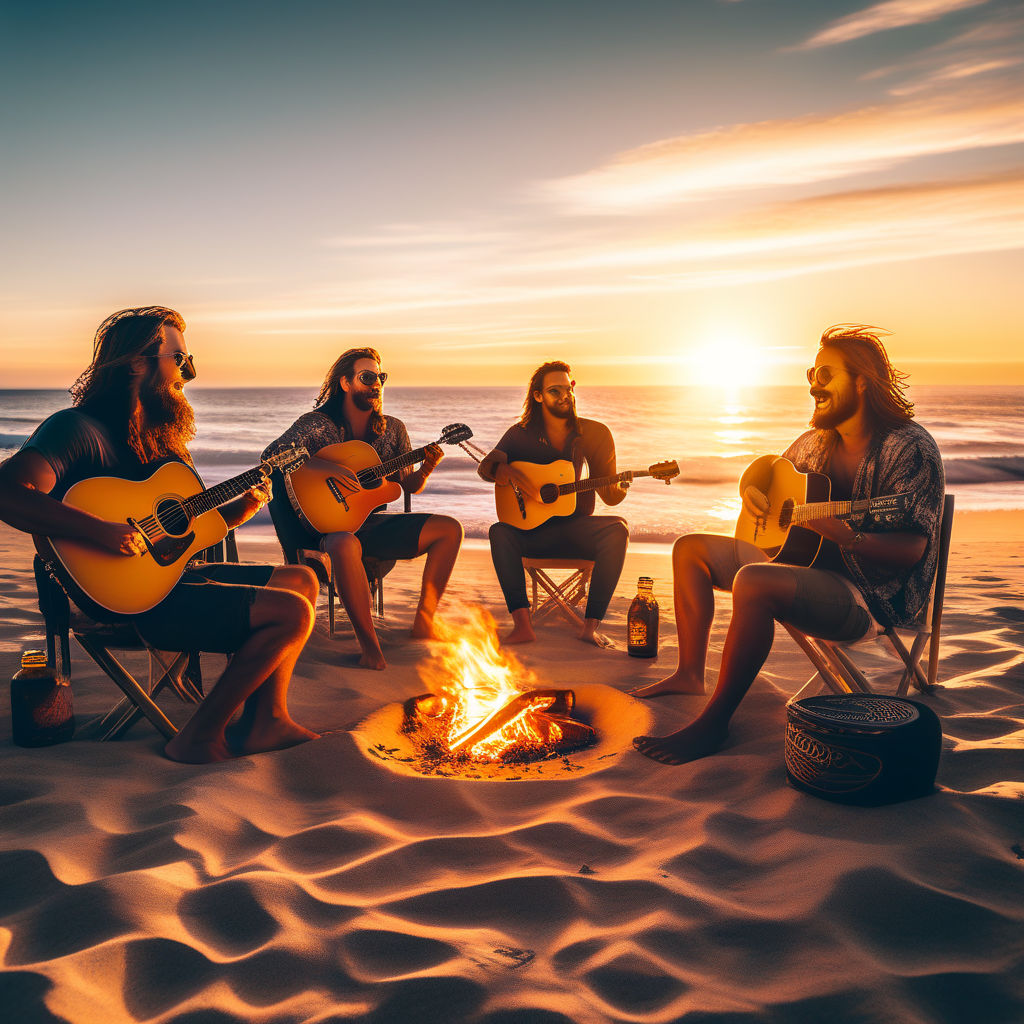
[627, 577, 659, 658]
[11, 650, 75, 747]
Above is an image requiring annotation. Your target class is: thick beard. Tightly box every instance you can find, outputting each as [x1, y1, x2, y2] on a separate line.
[136, 382, 196, 462]
[810, 390, 859, 430]
[548, 400, 575, 421]
[352, 391, 381, 413]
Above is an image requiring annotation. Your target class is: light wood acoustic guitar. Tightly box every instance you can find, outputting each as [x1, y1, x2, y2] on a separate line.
[495, 459, 679, 530]
[36, 447, 308, 618]
[734, 454, 911, 566]
[285, 422, 473, 535]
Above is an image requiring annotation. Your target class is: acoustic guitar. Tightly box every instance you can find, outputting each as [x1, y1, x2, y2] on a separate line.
[36, 447, 309, 618]
[734, 455, 911, 566]
[285, 423, 473, 535]
[495, 459, 679, 530]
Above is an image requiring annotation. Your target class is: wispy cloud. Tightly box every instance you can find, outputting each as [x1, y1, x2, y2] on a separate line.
[538, 85, 1024, 211]
[797, 0, 990, 50]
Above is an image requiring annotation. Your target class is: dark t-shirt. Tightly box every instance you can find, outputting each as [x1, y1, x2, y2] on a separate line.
[20, 408, 150, 498]
[494, 417, 617, 519]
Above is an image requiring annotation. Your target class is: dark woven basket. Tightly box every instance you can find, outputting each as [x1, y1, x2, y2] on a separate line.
[785, 694, 941, 805]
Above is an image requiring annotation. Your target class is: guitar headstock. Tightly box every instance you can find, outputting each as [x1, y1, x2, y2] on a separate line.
[439, 423, 473, 445]
[264, 446, 309, 476]
[649, 460, 680, 482]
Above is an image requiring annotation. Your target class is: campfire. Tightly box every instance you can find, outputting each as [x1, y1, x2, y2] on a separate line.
[401, 607, 597, 769]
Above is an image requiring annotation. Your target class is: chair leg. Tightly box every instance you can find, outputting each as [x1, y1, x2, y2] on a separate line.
[76, 635, 178, 739]
[531, 570, 587, 627]
[784, 626, 856, 695]
[886, 629, 933, 695]
[328, 573, 336, 638]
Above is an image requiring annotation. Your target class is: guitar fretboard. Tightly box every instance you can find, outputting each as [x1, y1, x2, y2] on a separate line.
[558, 470, 646, 496]
[183, 466, 269, 517]
[357, 445, 430, 484]
[791, 496, 895, 524]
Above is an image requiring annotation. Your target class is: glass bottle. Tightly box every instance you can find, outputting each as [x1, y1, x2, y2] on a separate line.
[627, 577, 659, 658]
[11, 650, 75, 747]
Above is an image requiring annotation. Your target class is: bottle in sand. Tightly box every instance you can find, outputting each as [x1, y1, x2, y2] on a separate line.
[11, 650, 75, 747]
[627, 577, 659, 658]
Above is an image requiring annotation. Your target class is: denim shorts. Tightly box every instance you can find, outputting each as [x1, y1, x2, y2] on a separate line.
[701, 535, 876, 642]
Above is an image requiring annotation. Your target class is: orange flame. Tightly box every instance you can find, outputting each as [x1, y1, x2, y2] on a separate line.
[419, 606, 561, 759]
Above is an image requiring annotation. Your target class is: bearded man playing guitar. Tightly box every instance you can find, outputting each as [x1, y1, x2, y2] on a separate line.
[263, 348, 463, 670]
[478, 361, 630, 647]
[633, 325, 944, 765]
[0, 307, 320, 764]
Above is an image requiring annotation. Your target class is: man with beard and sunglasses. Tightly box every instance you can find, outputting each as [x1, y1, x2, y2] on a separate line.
[478, 360, 629, 647]
[0, 307, 320, 764]
[632, 325, 944, 766]
[263, 348, 462, 670]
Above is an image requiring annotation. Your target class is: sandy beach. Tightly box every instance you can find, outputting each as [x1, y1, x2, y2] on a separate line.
[1, 511, 1022, 1024]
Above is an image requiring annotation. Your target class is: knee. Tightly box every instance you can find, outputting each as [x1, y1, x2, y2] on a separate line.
[672, 533, 716, 572]
[489, 522, 514, 548]
[259, 589, 315, 640]
[326, 531, 362, 565]
[732, 564, 786, 614]
[604, 518, 628, 552]
[436, 515, 464, 547]
[295, 564, 319, 605]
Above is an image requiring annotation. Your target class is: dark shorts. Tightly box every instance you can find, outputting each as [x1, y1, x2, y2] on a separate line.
[700, 535, 877, 642]
[132, 562, 275, 654]
[346, 512, 430, 561]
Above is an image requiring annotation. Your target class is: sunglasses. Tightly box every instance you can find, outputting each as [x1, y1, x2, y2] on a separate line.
[356, 370, 387, 387]
[806, 365, 840, 387]
[151, 351, 197, 378]
[544, 381, 575, 397]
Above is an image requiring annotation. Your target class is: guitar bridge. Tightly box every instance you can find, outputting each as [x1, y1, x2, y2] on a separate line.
[326, 477, 350, 511]
[511, 483, 526, 520]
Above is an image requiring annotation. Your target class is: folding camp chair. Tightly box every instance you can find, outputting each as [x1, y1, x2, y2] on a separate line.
[522, 558, 595, 628]
[287, 490, 412, 638]
[786, 494, 955, 700]
[33, 555, 203, 740]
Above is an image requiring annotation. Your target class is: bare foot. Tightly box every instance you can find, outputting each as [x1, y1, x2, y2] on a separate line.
[232, 716, 319, 756]
[502, 625, 536, 645]
[410, 612, 441, 640]
[633, 720, 729, 765]
[358, 649, 387, 670]
[164, 731, 234, 764]
[630, 671, 706, 698]
[578, 628, 614, 649]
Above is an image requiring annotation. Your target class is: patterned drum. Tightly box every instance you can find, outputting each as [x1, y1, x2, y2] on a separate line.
[785, 694, 941, 805]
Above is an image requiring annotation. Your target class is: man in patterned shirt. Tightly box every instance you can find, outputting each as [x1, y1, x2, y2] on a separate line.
[633, 325, 945, 765]
[264, 348, 462, 670]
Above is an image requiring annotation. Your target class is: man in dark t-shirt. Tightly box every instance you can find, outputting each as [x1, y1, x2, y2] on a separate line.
[478, 360, 629, 646]
[0, 306, 320, 764]
[262, 347, 463, 670]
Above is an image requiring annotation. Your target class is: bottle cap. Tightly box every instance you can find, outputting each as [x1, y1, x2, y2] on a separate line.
[21, 650, 47, 669]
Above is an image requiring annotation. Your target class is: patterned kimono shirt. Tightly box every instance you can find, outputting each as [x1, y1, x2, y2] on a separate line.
[783, 420, 945, 629]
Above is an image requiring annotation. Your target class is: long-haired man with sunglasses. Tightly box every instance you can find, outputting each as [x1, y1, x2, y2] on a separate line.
[478, 360, 629, 647]
[263, 347, 463, 669]
[632, 325, 944, 765]
[0, 307, 321, 763]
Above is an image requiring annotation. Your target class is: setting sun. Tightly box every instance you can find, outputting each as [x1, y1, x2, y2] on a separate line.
[681, 332, 771, 391]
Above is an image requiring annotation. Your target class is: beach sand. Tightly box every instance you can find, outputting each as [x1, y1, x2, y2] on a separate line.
[0, 511, 1022, 1023]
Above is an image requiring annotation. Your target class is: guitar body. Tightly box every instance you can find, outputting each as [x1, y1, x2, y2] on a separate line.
[286, 441, 404, 535]
[39, 461, 228, 616]
[495, 460, 577, 530]
[735, 455, 830, 566]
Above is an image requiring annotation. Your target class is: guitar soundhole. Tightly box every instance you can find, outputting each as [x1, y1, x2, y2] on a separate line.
[779, 499, 795, 530]
[539, 483, 559, 505]
[155, 498, 191, 536]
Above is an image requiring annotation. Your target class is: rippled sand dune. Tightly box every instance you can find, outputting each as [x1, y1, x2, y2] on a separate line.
[1, 520, 1022, 1024]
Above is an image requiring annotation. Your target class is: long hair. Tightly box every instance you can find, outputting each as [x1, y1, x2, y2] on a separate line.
[71, 306, 193, 463]
[314, 346, 386, 436]
[819, 324, 914, 429]
[519, 360, 574, 432]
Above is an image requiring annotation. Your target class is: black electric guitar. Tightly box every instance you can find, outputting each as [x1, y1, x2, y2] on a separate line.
[734, 455, 911, 566]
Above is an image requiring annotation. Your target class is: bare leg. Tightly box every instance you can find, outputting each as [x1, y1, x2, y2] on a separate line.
[323, 531, 386, 670]
[503, 606, 536, 645]
[634, 563, 795, 765]
[410, 515, 463, 639]
[164, 579, 317, 764]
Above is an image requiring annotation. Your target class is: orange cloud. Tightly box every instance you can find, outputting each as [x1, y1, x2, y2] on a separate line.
[798, 0, 990, 50]
[539, 85, 1024, 211]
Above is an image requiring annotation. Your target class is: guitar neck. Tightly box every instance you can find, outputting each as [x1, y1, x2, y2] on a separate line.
[357, 444, 433, 485]
[558, 470, 644, 496]
[182, 465, 268, 518]
[792, 496, 885, 524]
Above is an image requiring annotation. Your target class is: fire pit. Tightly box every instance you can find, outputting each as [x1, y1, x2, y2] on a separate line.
[352, 608, 653, 781]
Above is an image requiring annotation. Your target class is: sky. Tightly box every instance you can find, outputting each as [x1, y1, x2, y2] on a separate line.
[1, 0, 1022, 388]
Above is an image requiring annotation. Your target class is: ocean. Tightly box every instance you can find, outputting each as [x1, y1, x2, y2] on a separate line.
[2, 386, 1022, 548]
